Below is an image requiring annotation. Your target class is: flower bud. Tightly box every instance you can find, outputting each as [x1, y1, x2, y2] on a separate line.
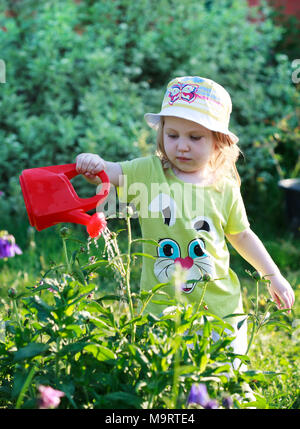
[59, 227, 71, 239]
[8, 287, 16, 298]
[202, 273, 211, 282]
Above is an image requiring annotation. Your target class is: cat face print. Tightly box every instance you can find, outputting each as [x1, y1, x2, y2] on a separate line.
[149, 193, 215, 294]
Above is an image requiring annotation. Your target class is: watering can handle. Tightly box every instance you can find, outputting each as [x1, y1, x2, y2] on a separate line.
[26, 163, 111, 211]
[67, 163, 110, 207]
[41, 163, 111, 208]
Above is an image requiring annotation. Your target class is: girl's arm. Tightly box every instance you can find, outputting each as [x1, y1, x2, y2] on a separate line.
[76, 153, 123, 187]
[226, 228, 295, 312]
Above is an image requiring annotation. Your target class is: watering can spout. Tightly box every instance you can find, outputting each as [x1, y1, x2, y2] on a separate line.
[19, 163, 110, 237]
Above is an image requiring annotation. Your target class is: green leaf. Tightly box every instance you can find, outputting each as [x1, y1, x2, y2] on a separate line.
[13, 343, 49, 362]
[83, 260, 109, 273]
[152, 282, 169, 293]
[243, 370, 283, 381]
[131, 252, 156, 260]
[58, 341, 91, 356]
[88, 316, 112, 330]
[97, 294, 123, 302]
[78, 284, 96, 295]
[95, 391, 142, 408]
[71, 266, 86, 284]
[199, 354, 208, 373]
[84, 301, 109, 315]
[178, 365, 198, 375]
[237, 317, 248, 330]
[84, 344, 116, 361]
[131, 238, 158, 246]
[223, 313, 247, 319]
[151, 299, 176, 306]
[127, 344, 149, 367]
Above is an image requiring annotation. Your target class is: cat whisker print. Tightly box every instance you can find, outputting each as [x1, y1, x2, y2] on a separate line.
[155, 257, 177, 279]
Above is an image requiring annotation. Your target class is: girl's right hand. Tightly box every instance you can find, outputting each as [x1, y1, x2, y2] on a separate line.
[75, 153, 106, 185]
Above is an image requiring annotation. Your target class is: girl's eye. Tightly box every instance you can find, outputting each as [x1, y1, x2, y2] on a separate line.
[188, 239, 206, 258]
[167, 134, 178, 139]
[190, 136, 202, 141]
[158, 239, 180, 259]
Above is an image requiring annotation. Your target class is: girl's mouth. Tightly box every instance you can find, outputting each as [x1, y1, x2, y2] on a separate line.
[176, 157, 191, 162]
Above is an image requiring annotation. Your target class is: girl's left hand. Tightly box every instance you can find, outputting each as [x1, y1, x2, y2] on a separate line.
[267, 274, 295, 314]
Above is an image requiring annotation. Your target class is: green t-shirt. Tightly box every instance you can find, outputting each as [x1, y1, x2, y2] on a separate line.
[118, 155, 250, 320]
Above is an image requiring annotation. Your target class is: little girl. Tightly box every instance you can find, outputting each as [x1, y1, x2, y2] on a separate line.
[76, 76, 295, 357]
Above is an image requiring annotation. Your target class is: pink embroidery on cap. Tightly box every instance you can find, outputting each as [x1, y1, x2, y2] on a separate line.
[168, 83, 198, 104]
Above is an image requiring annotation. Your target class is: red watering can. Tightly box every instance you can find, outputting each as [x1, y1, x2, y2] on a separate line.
[19, 163, 110, 238]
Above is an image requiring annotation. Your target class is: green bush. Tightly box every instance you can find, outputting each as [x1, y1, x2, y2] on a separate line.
[0, 219, 289, 409]
[0, 0, 298, 225]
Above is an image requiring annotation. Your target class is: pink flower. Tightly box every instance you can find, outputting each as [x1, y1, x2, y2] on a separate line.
[38, 385, 65, 409]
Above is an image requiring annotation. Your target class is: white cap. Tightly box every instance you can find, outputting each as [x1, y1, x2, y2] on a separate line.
[144, 76, 238, 143]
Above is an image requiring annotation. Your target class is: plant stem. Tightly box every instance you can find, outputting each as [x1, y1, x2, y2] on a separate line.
[239, 279, 260, 367]
[188, 280, 208, 335]
[15, 365, 36, 409]
[62, 238, 71, 274]
[171, 271, 184, 409]
[62, 238, 71, 273]
[196, 280, 208, 315]
[245, 315, 256, 356]
[171, 309, 181, 409]
[55, 337, 61, 382]
[125, 215, 135, 342]
[255, 279, 259, 319]
[13, 299, 22, 331]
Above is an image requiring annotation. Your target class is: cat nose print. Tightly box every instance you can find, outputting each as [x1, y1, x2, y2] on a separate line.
[174, 256, 194, 269]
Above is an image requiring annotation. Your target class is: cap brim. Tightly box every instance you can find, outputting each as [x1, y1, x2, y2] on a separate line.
[144, 112, 239, 144]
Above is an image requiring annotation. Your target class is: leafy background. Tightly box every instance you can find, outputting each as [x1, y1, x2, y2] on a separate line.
[0, 0, 299, 410]
[0, 0, 299, 227]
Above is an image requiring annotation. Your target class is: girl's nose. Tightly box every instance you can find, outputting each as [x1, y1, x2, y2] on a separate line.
[177, 139, 190, 152]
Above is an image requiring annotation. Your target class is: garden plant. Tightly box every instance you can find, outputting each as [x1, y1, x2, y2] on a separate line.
[0, 0, 299, 410]
[0, 210, 295, 409]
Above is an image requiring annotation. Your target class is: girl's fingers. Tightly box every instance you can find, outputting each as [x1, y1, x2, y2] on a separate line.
[272, 290, 293, 314]
[76, 154, 88, 172]
[269, 288, 283, 309]
[76, 154, 104, 175]
[86, 156, 96, 173]
[268, 279, 295, 313]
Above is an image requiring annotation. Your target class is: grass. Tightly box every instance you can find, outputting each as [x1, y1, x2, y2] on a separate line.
[0, 218, 299, 409]
[229, 227, 300, 409]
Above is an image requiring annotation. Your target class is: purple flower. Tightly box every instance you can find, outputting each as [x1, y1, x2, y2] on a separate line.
[205, 399, 219, 409]
[38, 385, 65, 409]
[0, 237, 22, 259]
[222, 396, 233, 409]
[187, 383, 218, 409]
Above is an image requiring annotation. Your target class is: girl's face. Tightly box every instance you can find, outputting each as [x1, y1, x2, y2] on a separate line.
[163, 116, 215, 174]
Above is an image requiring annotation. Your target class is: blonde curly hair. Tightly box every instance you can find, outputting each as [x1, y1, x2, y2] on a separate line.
[155, 117, 242, 186]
